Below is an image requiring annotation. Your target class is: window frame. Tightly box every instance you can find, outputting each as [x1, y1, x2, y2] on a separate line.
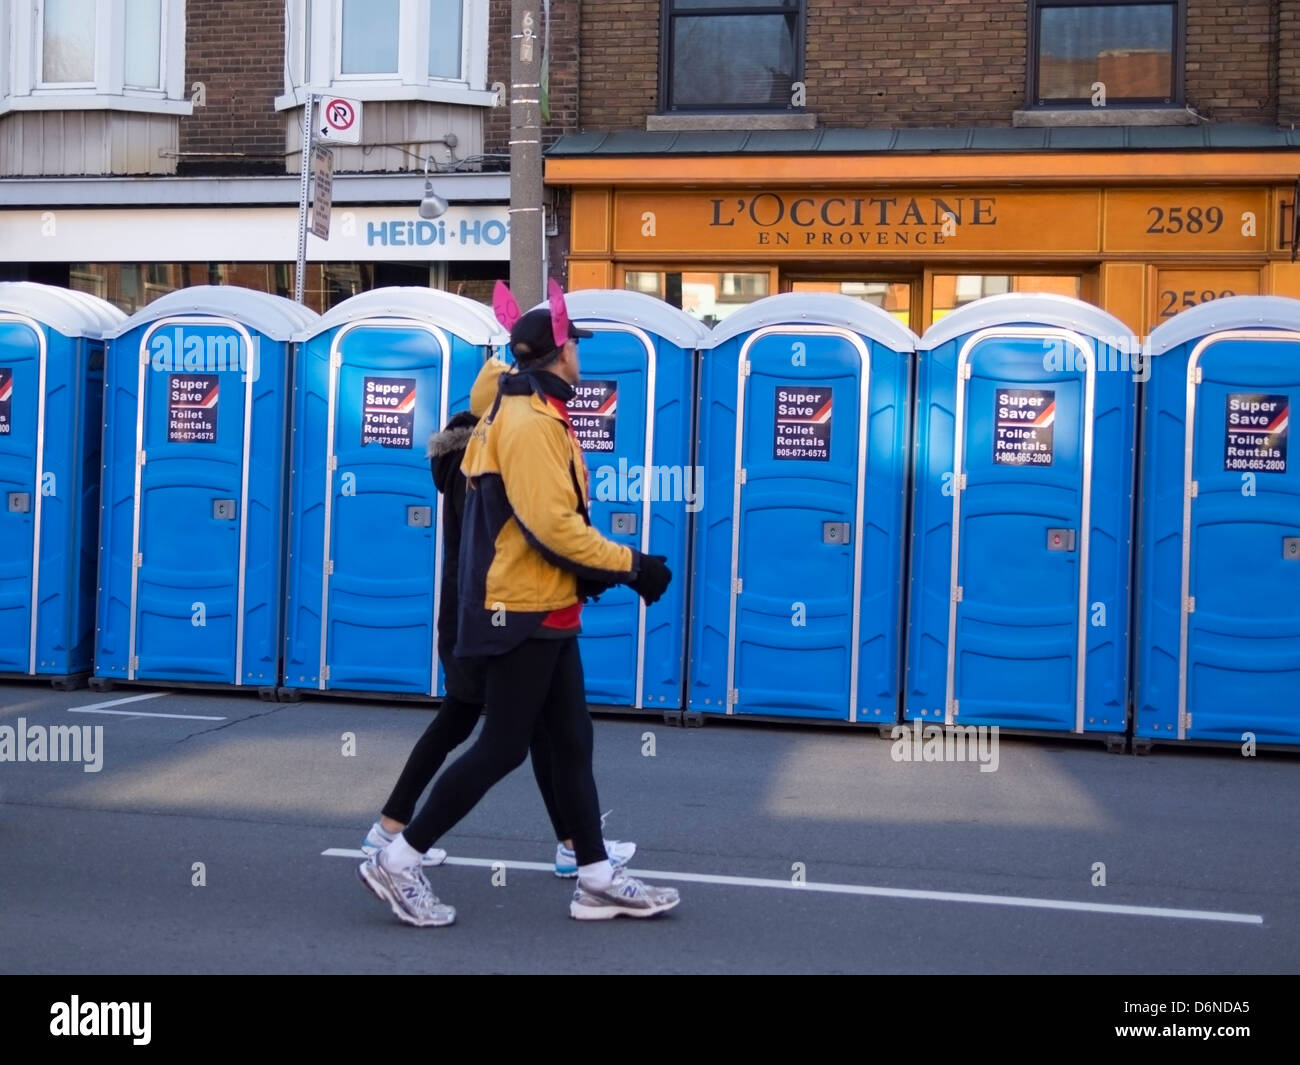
[658, 0, 807, 114]
[2, 0, 188, 116]
[278, 0, 490, 111]
[1027, 0, 1185, 109]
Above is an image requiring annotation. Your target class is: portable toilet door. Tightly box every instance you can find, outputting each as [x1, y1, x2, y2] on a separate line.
[95, 287, 318, 690]
[907, 293, 1137, 738]
[689, 293, 916, 724]
[1136, 297, 1300, 747]
[0, 283, 124, 684]
[536, 290, 707, 712]
[282, 289, 506, 697]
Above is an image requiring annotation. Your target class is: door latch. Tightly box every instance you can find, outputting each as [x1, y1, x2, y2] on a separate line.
[823, 521, 851, 544]
[1046, 528, 1076, 552]
[407, 505, 432, 528]
[212, 499, 236, 520]
[7, 492, 30, 514]
[1284, 537, 1300, 560]
[611, 512, 638, 535]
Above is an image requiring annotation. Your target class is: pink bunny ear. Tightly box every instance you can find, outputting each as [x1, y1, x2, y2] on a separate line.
[493, 281, 522, 331]
[548, 278, 570, 349]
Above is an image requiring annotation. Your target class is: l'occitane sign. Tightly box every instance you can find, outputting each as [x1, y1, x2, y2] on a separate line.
[614, 189, 1102, 257]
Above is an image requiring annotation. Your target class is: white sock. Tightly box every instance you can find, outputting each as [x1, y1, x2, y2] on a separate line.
[373, 822, 395, 841]
[383, 833, 423, 871]
[578, 859, 614, 890]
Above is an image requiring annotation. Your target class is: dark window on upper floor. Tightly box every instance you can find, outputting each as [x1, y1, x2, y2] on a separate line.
[1029, 0, 1183, 107]
[660, 1, 805, 112]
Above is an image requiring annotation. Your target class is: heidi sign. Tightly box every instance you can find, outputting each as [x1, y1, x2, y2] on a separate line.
[613, 189, 1101, 256]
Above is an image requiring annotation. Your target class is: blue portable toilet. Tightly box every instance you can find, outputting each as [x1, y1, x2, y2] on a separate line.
[0, 283, 124, 685]
[1135, 297, 1300, 748]
[688, 293, 916, 723]
[95, 287, 318, 690]
[532, 289, 708, 712]
[281, 288, 507, 697]
[906, 294, 1137, 739]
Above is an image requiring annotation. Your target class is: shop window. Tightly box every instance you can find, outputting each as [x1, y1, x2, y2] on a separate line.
[661, 1, 804, 112]
[790, 280, 912, 328]
[931, 274, 1080, 324]
[625, 270, 770, 327]
[279, 0, 490, 110]
[1030, 1, 1182, 107]
[3, 0, 187, 115]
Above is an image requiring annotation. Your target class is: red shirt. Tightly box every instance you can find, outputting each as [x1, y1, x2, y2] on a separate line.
[540, 395, 584, 631]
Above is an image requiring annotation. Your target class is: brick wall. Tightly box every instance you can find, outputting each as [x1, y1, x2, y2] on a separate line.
[487, 0, 581, 155]
[1184, 0, 1274, 121]
[1277, 0, 1299, 125]
[178, 1, 285, 173]
[577, 0, 1286, 130]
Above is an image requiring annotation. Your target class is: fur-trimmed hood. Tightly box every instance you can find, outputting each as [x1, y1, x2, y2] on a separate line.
[428, 410, 479, 495]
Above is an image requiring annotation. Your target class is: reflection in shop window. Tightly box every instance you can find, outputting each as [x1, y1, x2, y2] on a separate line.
[931, 274, 1080, 324]
[624, 270, 769, 327]
[789, 280, 911, 327]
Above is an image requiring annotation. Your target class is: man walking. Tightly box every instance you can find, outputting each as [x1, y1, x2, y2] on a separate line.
[358, 303, 678, 926]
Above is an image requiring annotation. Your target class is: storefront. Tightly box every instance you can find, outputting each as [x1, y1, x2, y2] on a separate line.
[547, 131, 1300, 337]
[0, 172, 511, 314]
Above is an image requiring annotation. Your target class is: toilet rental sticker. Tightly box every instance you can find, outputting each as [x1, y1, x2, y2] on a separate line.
[167, 375, 219, 443]
[0, 368, 11, 436]
[567, 380, 617, 453]
[774, 385, 832, 461]
[363, 376, 416, 449]
[995, 388, 1055, 466]
[1225, 393, 1289, 473]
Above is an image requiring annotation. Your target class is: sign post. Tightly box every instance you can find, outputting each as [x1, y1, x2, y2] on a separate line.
[293, 93, 315, 305]
[295, 94, 362, 303]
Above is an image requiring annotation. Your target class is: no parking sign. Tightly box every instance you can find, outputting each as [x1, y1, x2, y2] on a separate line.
[318, 96, 362, 144]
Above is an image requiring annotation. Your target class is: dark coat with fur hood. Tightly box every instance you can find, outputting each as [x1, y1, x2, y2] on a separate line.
[428, 410, 479, 656]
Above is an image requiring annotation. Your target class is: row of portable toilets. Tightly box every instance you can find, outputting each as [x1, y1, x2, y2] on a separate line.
[2, 282, 1298, 749]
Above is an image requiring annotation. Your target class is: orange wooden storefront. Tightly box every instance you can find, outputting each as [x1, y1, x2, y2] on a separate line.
[548, 150, 1300, 337]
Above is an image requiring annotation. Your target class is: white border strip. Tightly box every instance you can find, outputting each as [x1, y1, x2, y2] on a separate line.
[322, 849, 1261, 924]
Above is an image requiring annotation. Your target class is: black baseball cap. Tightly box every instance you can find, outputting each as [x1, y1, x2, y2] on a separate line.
[509, 307, 593, 365]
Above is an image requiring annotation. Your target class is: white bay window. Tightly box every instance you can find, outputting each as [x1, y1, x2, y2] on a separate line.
[278, 0, 491, 109]
[2, 0, 188, 115]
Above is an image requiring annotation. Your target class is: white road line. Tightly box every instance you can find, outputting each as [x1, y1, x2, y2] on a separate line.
[322, 849, 1263, 924]
[67, 691, 226, 720]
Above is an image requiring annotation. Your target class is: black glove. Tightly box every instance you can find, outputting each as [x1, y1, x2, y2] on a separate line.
[576, 576, 615, 602]
[628, 553, 672, 606]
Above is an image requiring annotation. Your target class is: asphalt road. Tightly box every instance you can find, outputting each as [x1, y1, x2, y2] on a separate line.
[1, 680, 1296, 975]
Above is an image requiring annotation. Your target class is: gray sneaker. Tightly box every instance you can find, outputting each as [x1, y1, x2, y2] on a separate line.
[569, 870, 681, 920]
[357, 848, 456, 927]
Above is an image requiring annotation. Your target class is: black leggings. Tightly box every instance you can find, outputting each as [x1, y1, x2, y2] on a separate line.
[381, 699, 570, 844]
[403, 637, 605, 865]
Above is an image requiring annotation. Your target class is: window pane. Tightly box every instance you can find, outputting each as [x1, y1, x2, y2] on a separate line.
[671, 14, 795, 108]
[430, 0, 462, 78]
[790, 280, 911, 327]
[341, 0, 399, 74]
[1038, 4, 1173, 101]
[125, 0, 162, 88]
[932, 275, 1080, 323]
[42, 0, 97, 83]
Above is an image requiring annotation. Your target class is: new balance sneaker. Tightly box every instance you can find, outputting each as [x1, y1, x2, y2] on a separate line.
[554, 839, 636, 878]
[361, 821, 447, 867]
[357, 848, 456, 928]
[569, 871, 680, 920]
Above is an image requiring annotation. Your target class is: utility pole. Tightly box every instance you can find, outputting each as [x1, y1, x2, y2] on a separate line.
[509, 1, 544, 308]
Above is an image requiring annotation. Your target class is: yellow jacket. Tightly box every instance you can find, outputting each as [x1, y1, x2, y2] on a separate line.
[455, 357, 636, 655]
